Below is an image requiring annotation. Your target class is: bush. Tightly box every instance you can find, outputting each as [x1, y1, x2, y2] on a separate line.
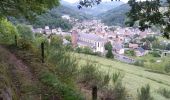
[164, 63, 170, 73]
[137, 84, 153, 100]
[134, 60, 145, 67]
[79, 63, 103, 88]
[102, 72, 127, 100]
[40, 72, 84, 100]
[125, 50, 135, 56]
[0, 18, 18, 44]
[106, 49, 114, 59]
[150, 51, 160, 57]
[157, 88, 170, 98]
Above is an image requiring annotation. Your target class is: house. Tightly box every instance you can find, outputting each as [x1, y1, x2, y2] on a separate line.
[52, 29, 57, 34]
[33, 28, 44, 34]
[63, 39, 70, 45]
[129, 43, 139, 49]
[44, 26, 52, 35]
[113, 43, 124, 54]
[135, 47, 147, 56]
[71, 30, 106, 53]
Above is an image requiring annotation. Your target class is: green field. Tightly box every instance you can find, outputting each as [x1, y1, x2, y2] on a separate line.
[75, 53, 170, 100]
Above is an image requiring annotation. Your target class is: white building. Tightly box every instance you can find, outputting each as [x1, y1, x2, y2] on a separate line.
[72, 31, 106, 53]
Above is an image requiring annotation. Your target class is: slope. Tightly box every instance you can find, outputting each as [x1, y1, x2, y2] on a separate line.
[76, 53, 170, 100]
[99, 4, 131, 26]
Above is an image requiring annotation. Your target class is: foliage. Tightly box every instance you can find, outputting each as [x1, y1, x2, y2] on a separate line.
[0, 18, 18, 44]
[137, 84, 153, 100]
[65, 36, 71, 42]
[157, 88, 170, 99]
[75, 47, 99, 56]
[125, 50, 135, 56]
[40, 72, 84, 100]
[134, 60, 145, 67]
[127, 0, 170, 38]
[164, 63, 170, 73]
[33, 12, 72, 31]
[105, 42, 114, 58]
[79, 62, 104, 88]
[99, 4, 130, 26]
[141, 36, 157, 43]
[103, 71, 127, 100]
[106, 49, 114, 59]
[152, 40, 165, 50]
[50, 35, 63, 48]
[150, 51, 160, 57]
[0, 0, 59, 20]
[105, 42, 112, 50]
[16, 24, 35, 49]
[112, 71, 124, 86]
[166, 43, 170, 50]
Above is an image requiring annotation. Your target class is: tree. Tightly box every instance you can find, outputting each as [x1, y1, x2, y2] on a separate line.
[105, 42, 112, 50]
[166, 43, 170, 50]
[106, 49, 114, 58]
[0, 0, 59, 20]
[79, 0, 170, 39]
[17, 24, 35, 49]
[0, 18, 18, 44]
[127, 0, 170, 39]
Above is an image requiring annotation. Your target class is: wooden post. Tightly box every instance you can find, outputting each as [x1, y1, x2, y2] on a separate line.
[15, 35, 18, 46]
[92, 86, 97, 100]
[41, 42, 45, 63]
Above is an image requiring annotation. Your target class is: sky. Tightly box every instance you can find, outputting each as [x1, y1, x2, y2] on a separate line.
[63, 0, 129, 3]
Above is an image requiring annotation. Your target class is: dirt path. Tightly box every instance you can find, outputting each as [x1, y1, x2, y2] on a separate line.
[0, 45, 39, 99]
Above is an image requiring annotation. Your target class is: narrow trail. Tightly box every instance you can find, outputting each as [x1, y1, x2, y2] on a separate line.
[0, 45, 39, 99]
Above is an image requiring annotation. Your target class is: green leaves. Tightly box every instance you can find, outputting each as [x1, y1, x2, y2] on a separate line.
[0, 18, 18, 44]
[138, 84, 153, 100]
[127, 0, 170, 38]
[0, 0, 60, 20]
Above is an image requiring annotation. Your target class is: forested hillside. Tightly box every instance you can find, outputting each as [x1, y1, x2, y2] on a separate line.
[9, 5, 91, 31]
[99, 4, 131, 26]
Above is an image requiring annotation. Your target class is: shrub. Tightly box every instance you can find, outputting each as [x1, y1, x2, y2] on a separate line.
[102, 72, 127, 100]
[157, 88, 170, 98]
[137, 84, 153, 100]
[40, 72, 84, 100]
[125, 50, 135, 56]
[134, 60, 145, 67]
[150, 51, 160, 57]
[164, 63, 170, 73]
[106, 49, 114, 59]
[79, 63, 105, 88]
[149, 59, 156, 63]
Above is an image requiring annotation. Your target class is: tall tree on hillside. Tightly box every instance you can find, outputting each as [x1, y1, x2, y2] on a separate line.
[0, 0, 59, 20]
[79, 0, 170, 39]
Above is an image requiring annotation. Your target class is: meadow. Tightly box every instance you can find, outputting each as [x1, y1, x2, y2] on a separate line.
[75, 53, 170, 100]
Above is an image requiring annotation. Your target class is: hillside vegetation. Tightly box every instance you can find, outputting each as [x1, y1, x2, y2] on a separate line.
[75, 53, 170, 100]
[99, 4, 130, 26]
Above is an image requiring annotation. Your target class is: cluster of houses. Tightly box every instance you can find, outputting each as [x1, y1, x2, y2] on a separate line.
[32, 19, 156, 57]
[33, 26, 71, 36]
[71, 20, 156, 57]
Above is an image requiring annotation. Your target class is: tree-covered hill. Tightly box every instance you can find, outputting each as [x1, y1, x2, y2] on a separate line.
[9, 5, 92, 31]
[99, 4, 131, 26]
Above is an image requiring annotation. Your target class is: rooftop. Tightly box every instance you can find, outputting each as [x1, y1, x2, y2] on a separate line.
[79, 33, 106, 42]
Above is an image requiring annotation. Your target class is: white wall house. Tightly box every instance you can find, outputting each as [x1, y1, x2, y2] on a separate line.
[72, 32, 106, 53]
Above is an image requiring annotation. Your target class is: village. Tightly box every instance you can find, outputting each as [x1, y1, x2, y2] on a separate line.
[32, 15, 168, 64]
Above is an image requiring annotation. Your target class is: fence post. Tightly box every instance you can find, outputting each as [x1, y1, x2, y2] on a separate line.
[92, 85, 97, 100]
[41, 42, 45, 63]
[15, 35, 18, 46]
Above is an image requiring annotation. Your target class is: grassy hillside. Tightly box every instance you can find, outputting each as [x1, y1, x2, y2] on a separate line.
[99, 4, 131, 26]
[75, 53, 170, 100]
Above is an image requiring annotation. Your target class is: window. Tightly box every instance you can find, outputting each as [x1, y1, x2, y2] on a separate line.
[98, 42, 100, 47]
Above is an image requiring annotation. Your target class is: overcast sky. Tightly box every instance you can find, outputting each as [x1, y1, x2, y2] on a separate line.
[62, 0, 129, 3]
